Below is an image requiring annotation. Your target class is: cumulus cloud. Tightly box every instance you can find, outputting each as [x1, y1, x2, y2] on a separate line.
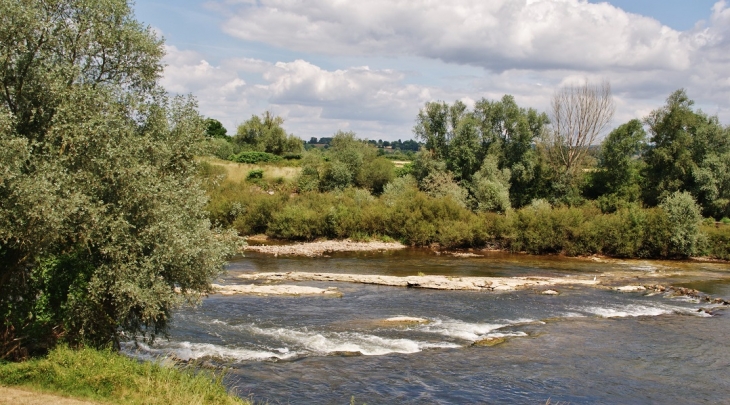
[220, 0, 694, 72]
[160, 1, 730, 140]
[161, 48, 451, 139]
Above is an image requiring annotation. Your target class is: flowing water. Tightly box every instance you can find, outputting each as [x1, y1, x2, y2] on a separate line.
[126, 250, 730, 404]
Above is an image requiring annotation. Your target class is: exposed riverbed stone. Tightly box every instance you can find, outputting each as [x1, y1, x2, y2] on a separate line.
[614, 285, 647, 292]
[541, 289, 560, 295]
[242, 240, 405, 257]
[212, 283, 342, 297]
[236, 272, 599, 291]
[381, 316, 430, 325]
[472, 337, 507, 347]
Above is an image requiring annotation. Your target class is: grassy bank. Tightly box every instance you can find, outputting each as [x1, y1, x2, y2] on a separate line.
[0, 346, 248, 405]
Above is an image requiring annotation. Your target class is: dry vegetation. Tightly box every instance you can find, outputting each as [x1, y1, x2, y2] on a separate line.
[199, 157, 301, 183]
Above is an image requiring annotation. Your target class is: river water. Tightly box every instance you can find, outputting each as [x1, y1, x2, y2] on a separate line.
[128, 250, 730, 404]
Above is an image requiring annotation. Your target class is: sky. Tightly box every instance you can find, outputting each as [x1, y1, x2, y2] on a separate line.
[134, 0, 730, 142]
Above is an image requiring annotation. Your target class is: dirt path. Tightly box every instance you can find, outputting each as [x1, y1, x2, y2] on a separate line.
[0, 386, 101, 405]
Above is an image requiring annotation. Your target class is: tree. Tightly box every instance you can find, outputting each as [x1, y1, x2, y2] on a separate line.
[470, 156, 511, 213]
[413, 96, 549, 209]
[588, 119, 647, 211]
[472, 95, 549, 208]
[204, 118, 228, 139]
[234, 111, 303, 155]
[547, 80, 615, 176]
[642, 89, 730, 218]
[414, 101, 452, 160]
[0, 0, 235, 359]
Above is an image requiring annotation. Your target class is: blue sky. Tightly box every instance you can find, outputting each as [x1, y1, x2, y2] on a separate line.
[134, 0, 730, 141]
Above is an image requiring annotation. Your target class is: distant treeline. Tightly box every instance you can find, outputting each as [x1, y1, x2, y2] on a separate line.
[305, 136, 421, 152]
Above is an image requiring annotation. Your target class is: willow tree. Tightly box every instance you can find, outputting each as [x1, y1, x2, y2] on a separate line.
[0, 0, 236, 359]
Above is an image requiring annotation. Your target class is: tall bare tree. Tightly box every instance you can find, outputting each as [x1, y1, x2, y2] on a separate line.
[548, 80, 615, 175]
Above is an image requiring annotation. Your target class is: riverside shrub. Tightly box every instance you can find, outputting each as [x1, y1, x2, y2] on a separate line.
[703, 225, 730, 260]
[204, 174, 729, 259]
[229, 151, 283, 164]
[660, 191, 704, 257]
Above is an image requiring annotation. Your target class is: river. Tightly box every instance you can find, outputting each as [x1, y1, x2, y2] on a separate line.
[127, 250, 730, 404]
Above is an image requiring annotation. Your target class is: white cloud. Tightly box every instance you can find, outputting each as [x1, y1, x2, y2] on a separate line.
[219, 0, 692, 72]
[160, 1, 730, 140]
[161, 48, 448, 139]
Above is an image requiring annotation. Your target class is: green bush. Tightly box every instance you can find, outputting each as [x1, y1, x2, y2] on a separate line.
[204, 137, 239, 160]
[512, 200, 559, 254]
[597, 205, 647, 257]
[660, 191, 704, 257]
[267, 194, 331, 240]
[246, 169, 264, 180]
[320, 161, 353, 191]
[394, 162, 414, 177]
[229, 151, 283, 164]
[703, 225, 730, 260]
[638, 208, 671, 258]
[203, 168, 730, 260]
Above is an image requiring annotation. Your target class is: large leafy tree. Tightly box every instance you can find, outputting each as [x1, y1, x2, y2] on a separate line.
[587, 119, 647, 211]
[0, 0, 235, 359]
[413, 96, 549, 209]
[472, 95, 549, 208]
[642, 90, 730, 217]
[234, 111, 303, 155]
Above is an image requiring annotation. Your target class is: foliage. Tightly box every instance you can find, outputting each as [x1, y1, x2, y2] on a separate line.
[357, 157, 395, 194]
[702, 225, 730, 260]
[0, 0, 236, 359]
[394, 162, 415, 177]
[413, 96, 550, 209]
[473, 95, 550, 207]
[296, 131, 395, 194]
[587, 119, 646, 211]
[0, 345, 248, 404]
[233, 111, 303, 155]
[470, 156, 511, 213]
[246, 169, 264, 180]
[421, 171, 469, 208]
[204, 118, 229, 139]
[659, 191, 704, 257]
[200, 88, 730, 261]
[205, 171, 729, 259]
[229, 151, 283, 164]
[642, 89, 730, 218]
[205, 137, 239, 160]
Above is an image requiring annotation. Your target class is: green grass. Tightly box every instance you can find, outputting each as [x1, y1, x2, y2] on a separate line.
[0, 345, 249, 405]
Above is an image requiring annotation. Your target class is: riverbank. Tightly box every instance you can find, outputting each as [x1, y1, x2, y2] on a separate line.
[0, 386, 100, 405]
[0, 346, 247, 405]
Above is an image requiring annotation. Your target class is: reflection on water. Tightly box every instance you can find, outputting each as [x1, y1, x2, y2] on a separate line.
[129, 250, 730, 404]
